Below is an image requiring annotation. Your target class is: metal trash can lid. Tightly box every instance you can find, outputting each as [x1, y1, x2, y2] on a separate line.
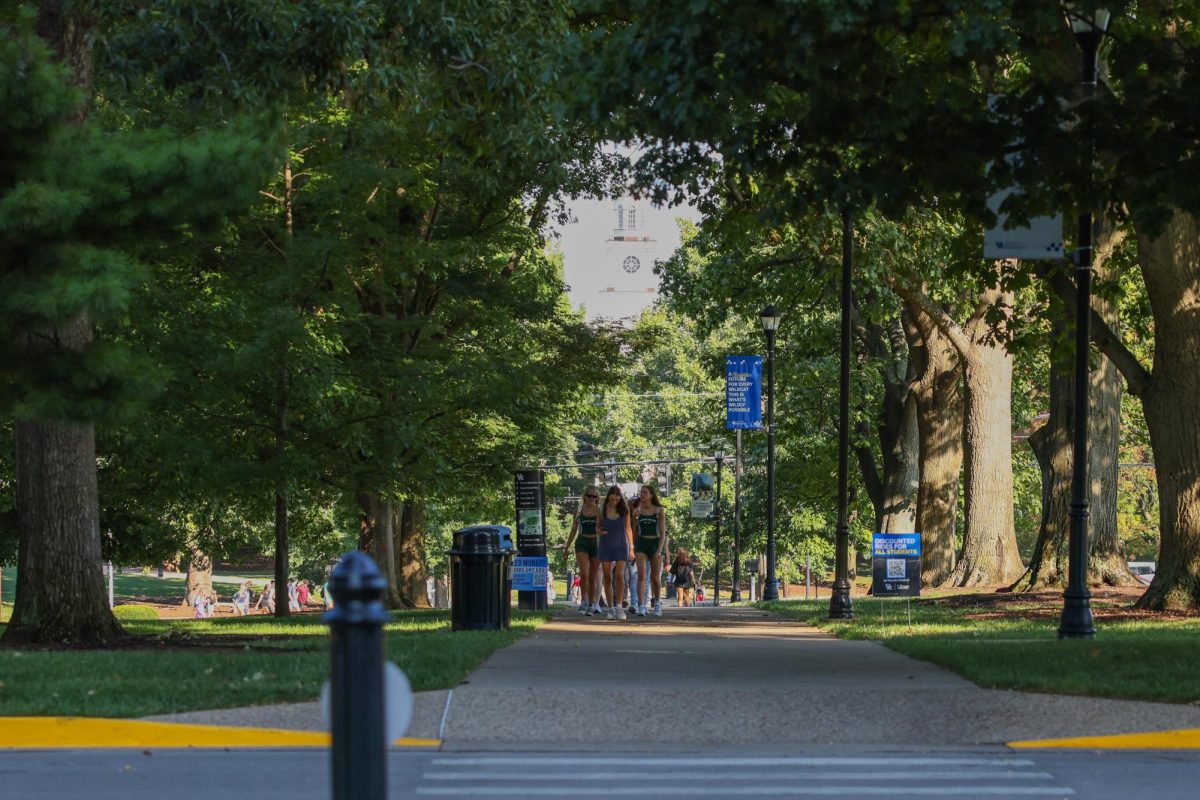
[449, 525, 504, 555]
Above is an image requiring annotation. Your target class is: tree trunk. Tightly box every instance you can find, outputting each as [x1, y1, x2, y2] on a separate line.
[2, 1, 122, 647]
[273, 373, 290, 617]
[397, 500, 431, 608]
[1134, 211, 1200, 610]
[356, 493, 404, 608]
[950, 287, 1025, 587]
[5, 407, 122, 645]
[878, 393, 919, 533]
[1010, 329, 1073, 591]
[182, 543, 214, 607]
[904, 304, 964, 587]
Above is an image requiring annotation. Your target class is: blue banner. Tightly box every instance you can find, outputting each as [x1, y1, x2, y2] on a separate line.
[726, 356, 763, 430]
[512, 556, 548, 591]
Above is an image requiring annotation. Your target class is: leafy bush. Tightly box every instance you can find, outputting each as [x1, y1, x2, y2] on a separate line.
[112, 604, 159, 621]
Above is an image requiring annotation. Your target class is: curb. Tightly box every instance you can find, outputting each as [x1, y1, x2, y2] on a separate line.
[0, 717, 440, 749]
[1009, 728, 1200, 749]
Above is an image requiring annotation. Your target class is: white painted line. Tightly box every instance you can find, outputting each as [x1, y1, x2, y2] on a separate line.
[430, 757, 1036, 768]
[438, 690, 453, 741]
[416, 786, 1073, 796]
[422, 770, 1056, 782]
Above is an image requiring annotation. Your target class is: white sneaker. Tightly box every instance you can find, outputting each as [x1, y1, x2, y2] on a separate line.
[605, 607, 615, 620]
[615, 606, 627, 621]
[579, 603, 589, 614]
[638, 605, 647, 617]
[653, 600, 662, 617]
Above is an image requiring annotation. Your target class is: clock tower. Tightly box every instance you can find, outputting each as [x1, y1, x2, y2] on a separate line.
[604, 196, 661, 303]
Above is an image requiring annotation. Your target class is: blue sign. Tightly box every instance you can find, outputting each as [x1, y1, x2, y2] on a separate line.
[726, 356, 763, 430]
[871, 533, 922, 596]
[512, 556, 548, 591]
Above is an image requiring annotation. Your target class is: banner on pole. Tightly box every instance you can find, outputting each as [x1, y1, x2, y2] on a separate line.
[871, 533, 922, 597]
[514, 470, 546, 554]
[690, 472, 714, 518]
[726, 356, 763, 430]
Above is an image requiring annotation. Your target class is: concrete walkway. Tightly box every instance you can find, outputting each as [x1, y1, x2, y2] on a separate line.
[436, 605, 1200, 749]
[147, 605, 1200, 749]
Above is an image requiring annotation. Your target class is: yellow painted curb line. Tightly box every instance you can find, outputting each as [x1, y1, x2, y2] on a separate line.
[1010, 728, 1200, 749]
[0, 717, 440, 749]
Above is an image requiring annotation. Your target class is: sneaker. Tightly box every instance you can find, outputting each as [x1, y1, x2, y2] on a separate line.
[605, 607, 615, 620]
[653, 599, 662, 617]
[615, 606, 627, 621]
[579, 603, 589, 614]
[638, 605, 647, 617]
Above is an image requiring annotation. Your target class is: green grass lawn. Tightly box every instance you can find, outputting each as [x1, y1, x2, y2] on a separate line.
[0, 609, 552, 718]
[761, 594, 1200, 705]
[1, 566, 274, 606]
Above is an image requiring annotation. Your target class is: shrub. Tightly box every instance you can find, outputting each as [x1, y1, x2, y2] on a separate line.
[113, 604, 159, 621]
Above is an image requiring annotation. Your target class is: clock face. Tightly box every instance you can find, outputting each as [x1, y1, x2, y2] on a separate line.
[622, 256, 641, 273]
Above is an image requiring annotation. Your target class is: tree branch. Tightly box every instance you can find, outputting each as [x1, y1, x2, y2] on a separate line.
[886, 278, 973, 359]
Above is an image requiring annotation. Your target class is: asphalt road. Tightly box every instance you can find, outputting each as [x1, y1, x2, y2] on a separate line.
[4, 747, 1199, 799]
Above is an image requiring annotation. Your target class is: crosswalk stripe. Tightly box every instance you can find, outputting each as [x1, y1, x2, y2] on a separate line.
[415, 786, 1073, 796]
[423, 770, 1056, 782]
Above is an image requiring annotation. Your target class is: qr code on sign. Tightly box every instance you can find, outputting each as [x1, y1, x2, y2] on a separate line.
[886, 558, 906, 579]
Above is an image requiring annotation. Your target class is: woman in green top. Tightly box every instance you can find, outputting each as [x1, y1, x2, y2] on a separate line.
[632, 484, 667, 617]
[563, 488, 603, 614]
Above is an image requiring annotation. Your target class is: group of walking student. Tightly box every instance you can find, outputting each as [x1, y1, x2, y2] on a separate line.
[563, 484, 694, 620]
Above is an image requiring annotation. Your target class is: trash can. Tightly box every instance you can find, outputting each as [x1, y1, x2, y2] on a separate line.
[448, 525, 512, 631]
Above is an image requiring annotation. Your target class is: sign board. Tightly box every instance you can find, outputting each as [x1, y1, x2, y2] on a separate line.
[726, 356, 764, 430]
[871, 533, 922, 597]
[983, 94, 1063, 261]
[512, 556, 549, 591]
[514, 470, 546, 554]
[983, 186, 1064, 260]
[690, 472, 714, 518]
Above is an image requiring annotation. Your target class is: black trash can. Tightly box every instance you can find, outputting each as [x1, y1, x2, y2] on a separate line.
[449, 525, 510, 631]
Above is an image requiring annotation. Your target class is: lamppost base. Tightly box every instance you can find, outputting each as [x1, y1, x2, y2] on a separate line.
[761, 580, 780, 602]
[1057, 592, 1095, 639]
[828, 588, 853, 620]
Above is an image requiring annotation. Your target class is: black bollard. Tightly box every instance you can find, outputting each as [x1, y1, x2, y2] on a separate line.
[325, 551, 390, 800]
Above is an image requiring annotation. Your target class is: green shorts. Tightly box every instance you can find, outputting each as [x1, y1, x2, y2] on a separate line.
[634, 537, 660, 558]
[575, 536, 599, 558]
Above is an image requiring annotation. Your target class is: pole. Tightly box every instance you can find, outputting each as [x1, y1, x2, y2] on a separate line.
[763, 331, 779, 601]
[829, 209, 855, 619]
[1059, 29, 1099, 639]
[714, 454, 723, 607]
[732, 430, 743, 602]
[805, 554, 811, 600]
[327, 551, 389, 800]
[107, 561, 114, 610]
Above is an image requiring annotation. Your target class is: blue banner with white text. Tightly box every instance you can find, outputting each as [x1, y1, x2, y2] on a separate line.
[726, 356, 763, 430]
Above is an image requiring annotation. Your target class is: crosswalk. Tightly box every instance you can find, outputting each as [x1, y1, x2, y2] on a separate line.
[414, 754, 1074, 797]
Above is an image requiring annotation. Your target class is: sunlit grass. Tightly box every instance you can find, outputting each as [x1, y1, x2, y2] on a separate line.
[763, 596, 1200, 704]
[0, 609, 552, 718]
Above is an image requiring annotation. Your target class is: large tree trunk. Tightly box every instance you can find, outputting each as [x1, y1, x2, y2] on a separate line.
[878, 393, 919, 533]
[272, 375, 290, 618]
[397, 499, 431, 608]
[1134, 211, 1200, 609]
[2, 1, 122, 647]
[1010, 327, 1073, 591]
[182, 543, 214, 607]
[950, 287, 1025, 587]
[904, 304, 964, 587]
[356, 493, 404, 609]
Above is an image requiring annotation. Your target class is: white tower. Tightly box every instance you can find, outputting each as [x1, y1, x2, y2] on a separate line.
[599, 196, 661, 315]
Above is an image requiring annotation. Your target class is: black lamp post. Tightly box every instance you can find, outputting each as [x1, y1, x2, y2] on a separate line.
[829, 210, 855, 620]
[714, 451, 724, 607]
[760, 305, 782, 601]
[1058, 3, 1109, 640]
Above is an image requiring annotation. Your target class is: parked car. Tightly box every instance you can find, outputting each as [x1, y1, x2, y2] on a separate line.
[1128, 562, 1156, 585]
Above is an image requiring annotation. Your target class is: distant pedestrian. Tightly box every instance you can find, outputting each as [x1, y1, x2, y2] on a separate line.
[296, 580, 310, 609]
[546, 568, 557, 603]
[233, 583, 251, 616]
[256, 580, 275, 614]
[670, 549, 695, 608]
[322, 579, 333, 610]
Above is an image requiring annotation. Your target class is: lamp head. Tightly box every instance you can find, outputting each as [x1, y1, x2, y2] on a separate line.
[1063, 4, 1111, 37]
[759, 304, 782, 334]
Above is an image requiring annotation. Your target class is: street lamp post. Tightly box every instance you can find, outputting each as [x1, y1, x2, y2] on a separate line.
[714, 451, 724, 607]
[1058, 3, 1109, 640]
[829, 210, 855, 620]
[760, 305, 781, 601]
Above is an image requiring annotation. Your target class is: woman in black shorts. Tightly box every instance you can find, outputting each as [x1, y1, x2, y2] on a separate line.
[563, 488, 602, 615]
[632, 485, 666, 617]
